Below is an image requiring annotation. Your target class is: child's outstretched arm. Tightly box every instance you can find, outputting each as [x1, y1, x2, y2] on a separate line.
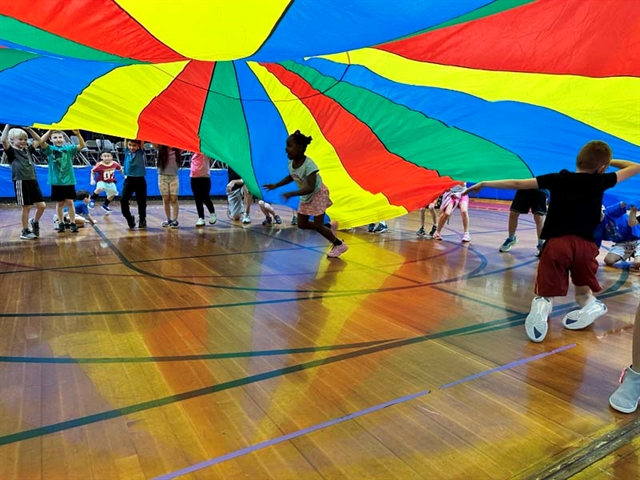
[281, 172, 317, 200]
[610, 160, 640, 183]
[263, 175, 293, 191]
[462, 178, 539, 196]
[1, 124, 10, 149]
[73, 130, 86, 151]
[25, 127, 44, 148]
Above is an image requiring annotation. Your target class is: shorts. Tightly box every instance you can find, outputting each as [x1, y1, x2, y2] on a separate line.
[158, 174, 179, 196]
[535, 235, 601, 297]
[441, 191, 468, 212]
[227, 187, 245, 217]
[14, 179, 44, 206]
[51, 185, 77, 202]
[510, 189, 548, 215]
[96, 181, 118, 197]
[608, 240, 640, 260]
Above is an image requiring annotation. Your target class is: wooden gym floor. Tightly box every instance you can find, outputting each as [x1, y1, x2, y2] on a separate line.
[0, 200, 638, 480]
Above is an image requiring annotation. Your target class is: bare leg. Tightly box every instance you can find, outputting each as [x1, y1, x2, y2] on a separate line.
[604, 253, 623, 266]
[533, 213, 545, 240]
[508, 210, 519, 237]
[66, 199, 76, 223]
[429, 204, 437, 225]
[419, 207, 425, 228]
[162, 195, 171, 219]
[297, 214, 337, 243]
[460, 202, 469, 232]
[21, 206, 30, 229]
[574, 285, 595, 308]
[169, 195, 179, 220]
[34, 202, 45, 221]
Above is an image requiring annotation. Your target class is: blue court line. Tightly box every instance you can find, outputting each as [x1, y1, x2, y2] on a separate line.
[440, 344, 576, 389]
[153, 344, 575, 479]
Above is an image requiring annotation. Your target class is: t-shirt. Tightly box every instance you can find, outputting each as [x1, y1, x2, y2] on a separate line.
[190, 153, 211, 178]
[74, 199, 89, 216]
[93, 161, 122, 183]
[536, 170, 617, 241]
[227, 167, 243, 192]
[43, 144, 77, 185]
[4, 145, 37, 181]
[288, 156, 322, 202]
[593, 202, 640, 247]
[159, 149, 179, 176]
[123, 149, 146, 177]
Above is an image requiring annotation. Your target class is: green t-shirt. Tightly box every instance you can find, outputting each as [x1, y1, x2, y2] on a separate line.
[288, 156, 322, 202]
[43, 144, 77, 185]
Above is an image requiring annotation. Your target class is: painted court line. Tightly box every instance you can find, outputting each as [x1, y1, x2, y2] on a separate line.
[440, 344, 576, 389]
[154, 344, 575, 479]
[153, 389, 431, 480]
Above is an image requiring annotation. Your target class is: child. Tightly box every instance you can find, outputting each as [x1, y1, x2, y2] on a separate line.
[71, 190, 97, 227]
[89, 151, 122, 215]
[417, 198, 440, 238]
[609, 302, 640, 413]
[264, 130, 347, 258]
[154, 144, 181, 228]
[433, 183, 471, 243]
[190, 152, 217, 227]
[367, 221, 389, 233]
[226, 167, 251, 223]
[258, 200, 282, 226]
[499, 189, 548, 256]
[595, 202, 640, 270]
[1, 125, 46, 240]
[120, 139, 147, 230]
[39, 129, 86, 234]
[463, 141, 640, 342]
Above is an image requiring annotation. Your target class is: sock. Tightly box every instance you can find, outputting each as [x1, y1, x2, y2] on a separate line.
[333, 239, 343, 246]
[104, 199, 111, 206]
[91, 193, 98, 201]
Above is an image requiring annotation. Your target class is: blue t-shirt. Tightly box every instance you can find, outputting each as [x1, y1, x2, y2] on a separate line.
[74, 199, 89, 216]
[594, 202, 640, 247]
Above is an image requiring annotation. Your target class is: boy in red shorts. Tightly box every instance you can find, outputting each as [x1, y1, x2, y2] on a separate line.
[463, 141, 640, 342]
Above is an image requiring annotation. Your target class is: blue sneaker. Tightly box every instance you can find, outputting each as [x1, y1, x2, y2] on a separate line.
[499, 236, 518, 252]
[374, 222, 388, 233]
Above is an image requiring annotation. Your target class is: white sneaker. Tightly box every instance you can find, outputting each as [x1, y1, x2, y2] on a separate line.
[562, 299, 607, 330]
[209, 212, 217, 224]
[195, 218, 206, 227]
[525, 297, 552, 342]
[242, 213, 251, 224]
[461, 232, 471, 243]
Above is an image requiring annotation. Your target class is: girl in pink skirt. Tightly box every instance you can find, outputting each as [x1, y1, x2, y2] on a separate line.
[263, 130, 348, 258]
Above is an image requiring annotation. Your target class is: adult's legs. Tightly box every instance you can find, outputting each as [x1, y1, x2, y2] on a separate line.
[507, 210, 520, 237]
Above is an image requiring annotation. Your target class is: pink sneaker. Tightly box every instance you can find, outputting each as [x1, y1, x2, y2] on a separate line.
[432, 231, 442, 240]
[327, 242, 348, 258]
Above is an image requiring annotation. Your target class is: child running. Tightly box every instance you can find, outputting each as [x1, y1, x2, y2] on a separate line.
[1, 125, 46, 240]
[263, 130, 347, 258]
[463, 141, 640, 342]
[89, 151, 122, 215]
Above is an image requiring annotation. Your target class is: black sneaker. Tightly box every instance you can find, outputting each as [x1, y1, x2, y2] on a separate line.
[138, 219, 147, 229]
[29, 218, 40, 237]
[125, 216, 136, 230]
[20, 228, 36, 240]
[69, 223, 79, 234]
[56, 223, 66, 233]
[427, 225, 437, 238]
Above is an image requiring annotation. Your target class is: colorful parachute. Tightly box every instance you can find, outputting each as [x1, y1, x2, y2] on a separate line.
[1, 0, 639, 227]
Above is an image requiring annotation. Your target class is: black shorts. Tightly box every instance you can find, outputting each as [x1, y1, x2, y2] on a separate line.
[510, 189, 548, 215]
[14, 179, 44, 206]
[51, 185, 77, 202]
